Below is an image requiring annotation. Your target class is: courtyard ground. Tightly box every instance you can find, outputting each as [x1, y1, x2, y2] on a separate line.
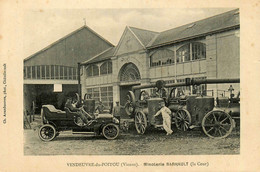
[24, 124, 240, 155]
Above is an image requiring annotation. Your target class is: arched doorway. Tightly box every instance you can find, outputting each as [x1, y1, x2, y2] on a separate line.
[118, 63, 141, 106]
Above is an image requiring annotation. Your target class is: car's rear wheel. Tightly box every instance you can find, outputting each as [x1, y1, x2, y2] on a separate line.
[38, 124, 56, 141]
[102, 123, 119, 140]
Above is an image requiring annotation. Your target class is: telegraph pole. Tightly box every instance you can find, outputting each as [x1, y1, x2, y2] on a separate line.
[77, 62, 81, 102]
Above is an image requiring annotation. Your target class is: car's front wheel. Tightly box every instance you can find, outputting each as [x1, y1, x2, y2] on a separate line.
[38, 124, 56, 141]
[102, 123, 119, 140]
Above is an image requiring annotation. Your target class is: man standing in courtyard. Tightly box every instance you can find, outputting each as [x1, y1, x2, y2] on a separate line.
[154, 101, 173, 135]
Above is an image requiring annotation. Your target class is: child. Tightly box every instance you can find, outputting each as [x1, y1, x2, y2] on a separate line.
[154, 101, 173, 135]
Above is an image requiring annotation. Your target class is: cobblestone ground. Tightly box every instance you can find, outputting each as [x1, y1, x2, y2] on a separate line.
[24, 124, 240, 155]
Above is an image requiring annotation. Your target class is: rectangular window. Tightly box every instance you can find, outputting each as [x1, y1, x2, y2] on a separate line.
[100, 86, 113, 109]
[86, 88, 99, 107]
[75, 68, 78, 80]
[54, 65, 59, 79]
[32, 66, 36, 79]
[24, 67, 26, 79]
[27, 66, 31, 79]
[192, 42, 206, 60]
[46, 65, 50, 79]
[86, 86, 113, 110]
[36, 66, 40, 79]
[73, 68, 76, 80]
[69, 67, 73, 80]
[60, 66, 64, 79]
[41, 65, 46, 79]
[64, 66, 68, 79]
[93, 88, 100, 106]
[51, 65, 55, 79]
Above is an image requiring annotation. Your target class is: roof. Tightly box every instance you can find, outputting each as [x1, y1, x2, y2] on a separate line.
[84, 27, 158, 65]
[24, 25, 114, 62]
[128, 26, 159, 47]
[82, 9, 240, 65]
[147, 8, 240, 49]
[81, 46, 116, 65]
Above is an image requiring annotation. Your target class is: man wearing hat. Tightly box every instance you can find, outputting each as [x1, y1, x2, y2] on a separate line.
[154, 101, 173, 135]
[95, 100, 105, 114]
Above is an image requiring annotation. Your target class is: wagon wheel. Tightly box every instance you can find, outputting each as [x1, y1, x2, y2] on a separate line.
[135, 111, 147, 134]
[38, 124, 56, 141]
[102, 123, 120, 140]
[175, 109, 191, 131]
[125, 91, 136, 118]
[202, 110, 233, 139]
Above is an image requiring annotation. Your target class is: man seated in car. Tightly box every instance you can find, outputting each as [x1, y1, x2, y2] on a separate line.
[95, 100, 105, 113]
[65, 98, 94, 125]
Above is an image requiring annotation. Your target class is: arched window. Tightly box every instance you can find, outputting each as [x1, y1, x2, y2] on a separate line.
[176, 42, 206, 63]
[100, 60, 112, 75]
[108, 61, 112, 74]
[177, 44, 190, 63]
[150, 49, 175, 67]
[86, 64, 99, 77]
[119, 63, 140, 82]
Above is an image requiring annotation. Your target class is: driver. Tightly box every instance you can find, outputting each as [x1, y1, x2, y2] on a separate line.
[65, 98, 94, 125]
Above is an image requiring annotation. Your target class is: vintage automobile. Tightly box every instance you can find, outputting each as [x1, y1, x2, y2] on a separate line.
[38, 97, 120, 141]
[125, 78, 240, 139]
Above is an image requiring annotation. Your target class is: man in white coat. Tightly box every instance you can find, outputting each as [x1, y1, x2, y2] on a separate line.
[154, 101, 173, 135]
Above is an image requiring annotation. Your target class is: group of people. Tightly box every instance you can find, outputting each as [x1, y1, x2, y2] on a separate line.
[65, 98, 94, 125]
[65, 97, 173, 135]
[64, 98, 121, 126]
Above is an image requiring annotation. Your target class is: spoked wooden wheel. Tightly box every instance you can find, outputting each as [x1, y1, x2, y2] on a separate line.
[175, 109, 191, 131]
[38, 124, 56, 141]
[135, 111, 147, 134]
[202, 110, 233, 139]
[125, 91, 136, 118]
[102, 123, 120, 140]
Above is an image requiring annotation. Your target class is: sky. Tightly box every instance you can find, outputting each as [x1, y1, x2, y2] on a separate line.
[23, 8, 235, 58]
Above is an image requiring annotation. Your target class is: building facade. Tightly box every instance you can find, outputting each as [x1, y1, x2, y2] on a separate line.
[81, 9, 240, 109]
[24, 26, 114, 113]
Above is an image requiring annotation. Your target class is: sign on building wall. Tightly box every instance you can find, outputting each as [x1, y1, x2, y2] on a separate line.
[53, 84, 62, 92]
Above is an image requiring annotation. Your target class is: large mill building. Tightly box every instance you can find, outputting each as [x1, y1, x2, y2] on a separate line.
[80, 9, 240, 109]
